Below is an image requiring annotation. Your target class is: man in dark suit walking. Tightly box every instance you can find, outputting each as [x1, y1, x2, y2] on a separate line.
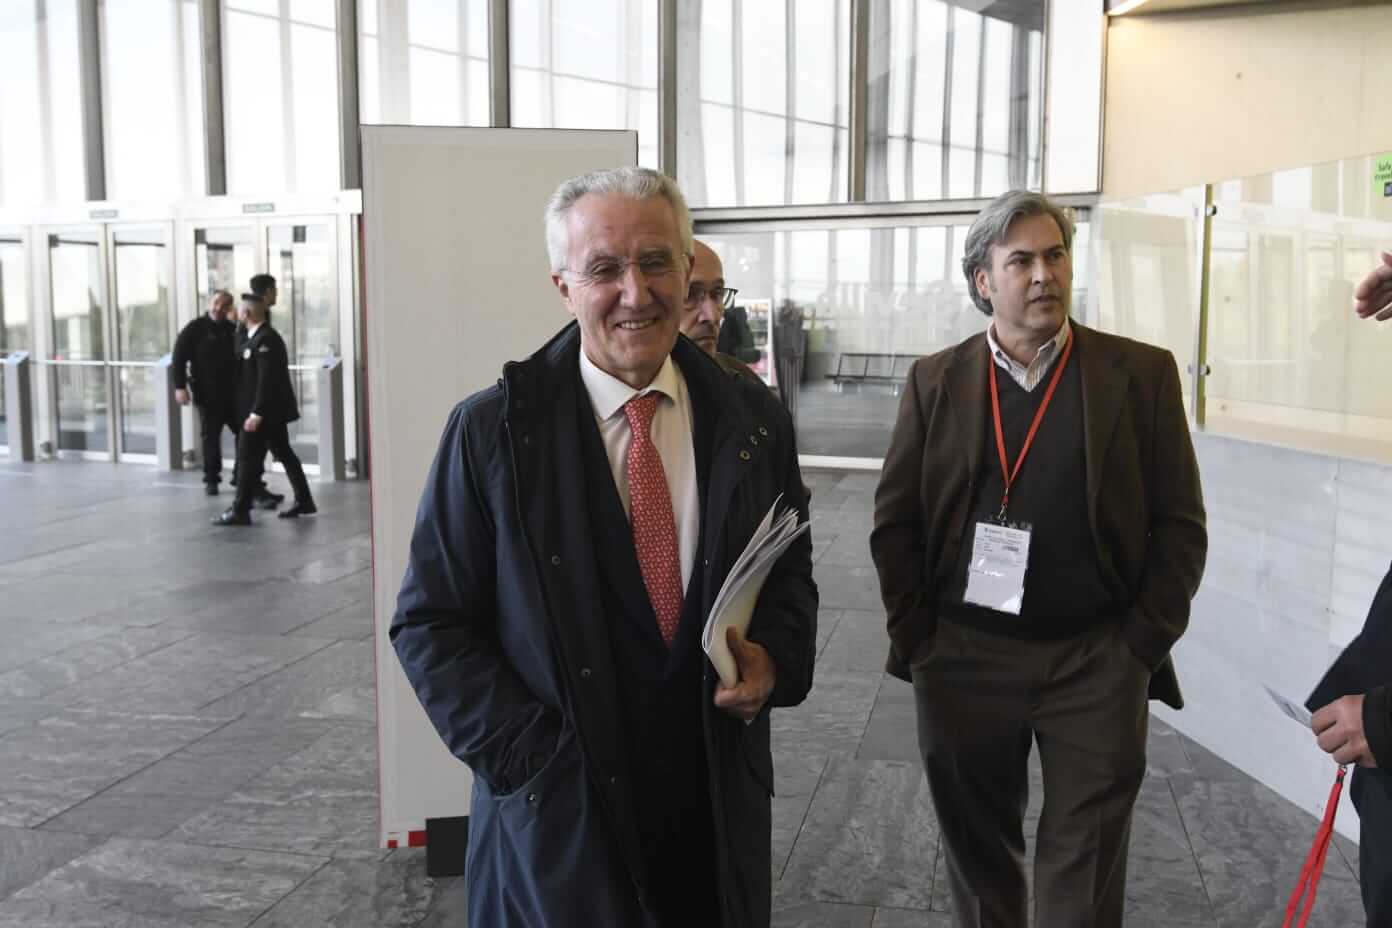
[391, 166, 817, 927]
[871, 190, 1208, 927]
[214, 293, 316, 526]
[172, 289, 238, 495]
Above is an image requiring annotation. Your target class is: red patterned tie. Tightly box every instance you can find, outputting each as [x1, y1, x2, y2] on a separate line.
[623, 393, 683, 646]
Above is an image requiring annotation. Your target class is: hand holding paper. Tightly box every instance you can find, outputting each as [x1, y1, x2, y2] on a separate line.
[713, 627, 775, 722]
[702, 495, 811, 689]
[1312, 694, 1377, 768]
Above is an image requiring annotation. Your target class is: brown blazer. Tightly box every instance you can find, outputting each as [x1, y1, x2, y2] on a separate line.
[870, 322, 1206, 709]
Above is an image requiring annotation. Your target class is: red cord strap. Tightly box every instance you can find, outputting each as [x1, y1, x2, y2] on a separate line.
[1282, 765, 1348, 928]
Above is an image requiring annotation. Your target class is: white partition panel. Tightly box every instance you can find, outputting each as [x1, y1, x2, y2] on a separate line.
[1158, 432, 1392, 841]
[364, 126, 637, 848]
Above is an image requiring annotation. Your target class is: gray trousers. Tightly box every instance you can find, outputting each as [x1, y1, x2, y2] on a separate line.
[912, 618, 1151, 928]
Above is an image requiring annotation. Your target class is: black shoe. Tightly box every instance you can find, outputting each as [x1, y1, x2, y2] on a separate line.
[255, 491, 285, 510]
[278, 501, 318, 519]
[204, 484, 219, 496]
[212, 509, 251, 526]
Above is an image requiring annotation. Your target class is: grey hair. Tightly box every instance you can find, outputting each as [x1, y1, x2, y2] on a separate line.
[544, 166, 694, 274]
[961, 190, 1074, 316]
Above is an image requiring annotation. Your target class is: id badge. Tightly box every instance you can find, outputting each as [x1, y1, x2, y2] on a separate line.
[963, 521, 1031, 615]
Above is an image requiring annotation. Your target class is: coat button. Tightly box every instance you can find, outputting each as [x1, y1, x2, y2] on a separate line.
[527, 792, 537, 803]
[758, 426, 769, 436]
[609, 775, 618, 786]
[522, 434, 532, 445]
[580, 667, 592, 679]
[748, 434, 759, 445]
[550, 555, 561, 566]
[739, 450, 751, 461]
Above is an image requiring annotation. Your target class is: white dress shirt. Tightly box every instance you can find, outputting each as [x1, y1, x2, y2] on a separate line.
[986, 318, 1072, 392]
[578, 350, 700, 594]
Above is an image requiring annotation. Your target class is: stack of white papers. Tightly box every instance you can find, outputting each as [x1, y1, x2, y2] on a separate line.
[702, 495, 811, 688]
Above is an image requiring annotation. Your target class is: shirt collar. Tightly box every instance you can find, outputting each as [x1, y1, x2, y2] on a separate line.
[578, 348, 683, 421]
[986, 317, 1071, 370]
[247, 321, 264, 338]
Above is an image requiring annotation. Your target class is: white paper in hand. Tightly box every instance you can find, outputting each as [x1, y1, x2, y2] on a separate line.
[1264, 684, 1313, 728]
[702, 495, 810, 688]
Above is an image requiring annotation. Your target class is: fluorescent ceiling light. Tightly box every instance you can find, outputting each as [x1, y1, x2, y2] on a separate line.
[1108, 0, 1152, 14]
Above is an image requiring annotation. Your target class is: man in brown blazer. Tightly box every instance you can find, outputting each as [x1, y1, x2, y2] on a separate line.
[871, 190, 1207, 927]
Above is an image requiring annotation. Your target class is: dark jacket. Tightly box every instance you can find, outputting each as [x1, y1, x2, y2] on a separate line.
[171, 314, 237, 403]
[391, 324, 818, 928]
[870, 322, 1207, 709]
[234, 324, 300, 425]
[1307, 562, 1392, 767]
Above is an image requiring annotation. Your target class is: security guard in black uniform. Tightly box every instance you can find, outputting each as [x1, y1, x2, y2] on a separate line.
[233, 274, 284, 509]
[172, 290, 238, 495]
[213, 293, 317, 526]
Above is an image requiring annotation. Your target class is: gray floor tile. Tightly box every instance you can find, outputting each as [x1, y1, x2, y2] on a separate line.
[857, 684, 921, 763]
[106, 716, 335, 800]
[173, 723, 380, 860]
[772, 669, 881, 757]
[1169, 773, 1365, 927]
[0, 620, 114, 674]
[0, 700, 62, 738]
[0, 709, 227, 827]
[0, 825, 104, 902]
[1125, 774, 1214, 924]
[0, 626, 193, 700]
[416, 875, 469, 928]
[780, 755, 939, 909]
[0, 838, 324, 928]
[817, 532, 876, 568]
[287, 603, 374, 641]
[813, 565, 886, 612]
[250, 850, 439, 927]
[38, 792, 216, 840]
[869, 907, 956, 927]
[819, 610, 893, 673]
[197, 640, 375, 722]
[772, 900, 876, 928]
[52, 632, 334, 715]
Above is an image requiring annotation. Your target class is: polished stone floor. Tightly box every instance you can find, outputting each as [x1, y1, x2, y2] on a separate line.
[0, 460, 1366, 927]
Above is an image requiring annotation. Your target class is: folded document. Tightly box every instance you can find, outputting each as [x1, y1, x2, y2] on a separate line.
[701, 495, 811, 688]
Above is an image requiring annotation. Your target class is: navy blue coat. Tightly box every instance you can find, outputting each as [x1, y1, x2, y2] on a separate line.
[391, 323, 818, 927]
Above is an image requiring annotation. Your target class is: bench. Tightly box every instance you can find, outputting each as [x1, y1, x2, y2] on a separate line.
[827, 353, 917, 391]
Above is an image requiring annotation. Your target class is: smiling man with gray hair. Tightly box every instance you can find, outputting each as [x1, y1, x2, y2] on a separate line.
[871, 189, 1208, 926]
[390, 166, 817, 927]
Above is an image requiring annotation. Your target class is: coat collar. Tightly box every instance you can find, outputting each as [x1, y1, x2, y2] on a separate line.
[940, 319, 1128, 533]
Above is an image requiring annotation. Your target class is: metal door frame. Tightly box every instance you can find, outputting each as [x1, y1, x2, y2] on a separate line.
[106, 221, 177, 463]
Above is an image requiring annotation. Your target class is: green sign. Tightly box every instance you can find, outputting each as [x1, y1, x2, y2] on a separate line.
[1376, 153, 1392, 198]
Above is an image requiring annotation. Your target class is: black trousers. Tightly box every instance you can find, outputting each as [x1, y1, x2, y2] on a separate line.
[232, 422, 313, 515]
[196, 400, 238, 486]
[1352, 765, 1392, 925]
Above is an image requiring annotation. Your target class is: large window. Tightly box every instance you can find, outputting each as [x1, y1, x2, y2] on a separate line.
[510, 0, 658, 168]
[677, 0, 850, 208]
[866, 0, 1041, 203]
[101, 0, 205, 200]
[359, 0, 490, 127]
[0, 0, 84, 207]
[698, 214, 1090, 457]
[223, 0, 341, 194]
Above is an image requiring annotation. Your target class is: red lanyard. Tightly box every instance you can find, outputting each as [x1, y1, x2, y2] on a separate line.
[1282, 765, 1348, 928]
[987, 331, 1074, 522]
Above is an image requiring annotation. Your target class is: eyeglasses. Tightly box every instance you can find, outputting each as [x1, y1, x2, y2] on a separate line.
[685, 285, 738, 309]
[563, 252, 684, 287]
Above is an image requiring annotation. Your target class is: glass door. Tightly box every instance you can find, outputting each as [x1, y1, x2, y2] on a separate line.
[195, 225, 258, 308]
[266, 221, 338, 466]
[0, 235, 31, 449]
[48, 231, 111, 456]
[194, 224, 257, 464]
[110, 226, 173, 458]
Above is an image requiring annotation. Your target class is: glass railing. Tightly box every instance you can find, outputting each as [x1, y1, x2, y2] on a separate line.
[1085, 152, 1392, 464]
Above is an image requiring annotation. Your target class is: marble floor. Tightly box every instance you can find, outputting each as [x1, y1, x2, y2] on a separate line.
[0, 460, 1366, 927]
